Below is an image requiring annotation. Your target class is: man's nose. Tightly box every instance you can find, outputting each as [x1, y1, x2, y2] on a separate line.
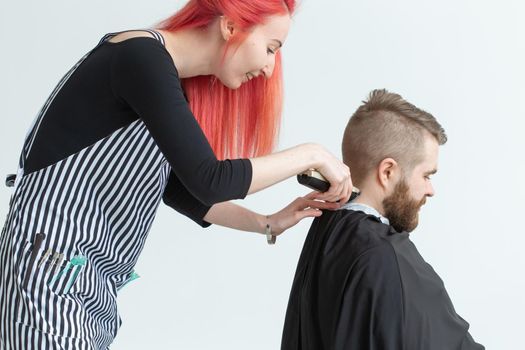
[426, 182, 435, 197]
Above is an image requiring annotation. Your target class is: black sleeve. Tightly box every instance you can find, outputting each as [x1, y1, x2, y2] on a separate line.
[334, 243, 405, 350]
[162, 170, 212, 228]
[110, 38, 252, 206]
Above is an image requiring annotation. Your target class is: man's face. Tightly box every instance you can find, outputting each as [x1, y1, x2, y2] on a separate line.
[383, 135, 439, 233]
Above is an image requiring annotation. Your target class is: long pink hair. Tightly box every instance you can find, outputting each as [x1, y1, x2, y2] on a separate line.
[156, 0, 296, 159]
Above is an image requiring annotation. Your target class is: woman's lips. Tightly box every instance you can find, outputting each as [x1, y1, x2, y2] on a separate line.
[243, 72, 259, 84]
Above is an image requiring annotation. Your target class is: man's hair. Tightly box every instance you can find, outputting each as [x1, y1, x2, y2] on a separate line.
[342, 89, 447, 186]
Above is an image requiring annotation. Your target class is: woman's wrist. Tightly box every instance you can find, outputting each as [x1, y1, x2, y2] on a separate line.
[254, 213, 268, 235]
[287, 143, 321, 172]
[300, 142, 324, 170]
[247, 142, 323, 195]
[255, 213, 281, 236]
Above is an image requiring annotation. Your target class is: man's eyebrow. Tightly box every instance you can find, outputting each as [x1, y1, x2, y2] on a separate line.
[272, 39, 283, 48]
[425, 169, 438, 176]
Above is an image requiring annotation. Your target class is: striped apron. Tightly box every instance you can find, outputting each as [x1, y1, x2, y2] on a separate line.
[0, 30, 171, 349]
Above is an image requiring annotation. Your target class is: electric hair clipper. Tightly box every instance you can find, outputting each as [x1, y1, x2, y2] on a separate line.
[297, 169, 361, 202]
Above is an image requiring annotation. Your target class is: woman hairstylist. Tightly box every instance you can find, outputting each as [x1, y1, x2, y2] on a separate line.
[0, 0, 351, 348]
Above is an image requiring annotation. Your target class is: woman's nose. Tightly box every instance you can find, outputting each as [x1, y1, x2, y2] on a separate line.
[261, 56, 276, 78]
[261, 65, 272, 78]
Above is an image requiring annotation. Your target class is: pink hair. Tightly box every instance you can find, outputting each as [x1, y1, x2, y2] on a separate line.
[156, 0, 295, 159]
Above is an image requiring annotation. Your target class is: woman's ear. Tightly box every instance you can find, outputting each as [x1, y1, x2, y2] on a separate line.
[377, 158, 400, 191]
[219, 16, 236, 41]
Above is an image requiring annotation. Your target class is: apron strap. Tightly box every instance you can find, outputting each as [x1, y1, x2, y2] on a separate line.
[97, 28, 165, 47]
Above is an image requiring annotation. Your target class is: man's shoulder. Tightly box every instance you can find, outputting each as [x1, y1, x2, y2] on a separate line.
[308, 209, 403, 296]
[312, 209, 397, 259]
[321, 208, 393, 239]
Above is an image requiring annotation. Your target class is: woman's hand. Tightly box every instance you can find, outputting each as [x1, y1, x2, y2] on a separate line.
[202, 191, 340, 237]
[266, 191, 341, 236]
[312, 145, 353, 204]
[247, 143, 353, 201]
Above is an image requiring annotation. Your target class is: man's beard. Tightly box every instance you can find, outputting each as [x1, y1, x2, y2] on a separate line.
[382, 180, 426, 233]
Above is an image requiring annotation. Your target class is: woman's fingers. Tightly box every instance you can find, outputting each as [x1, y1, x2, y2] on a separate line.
[321, 168, 353, 203]
[296, 208, 323, 220]
[316, 156, 353, 203]
[304, 191, 319, 200]
[292, 198, 340, 213]
[270, 193, 345, 235]
[303, 199, 340, 210]
[317, 186, 342, 203]
[328, 183, 343, 202]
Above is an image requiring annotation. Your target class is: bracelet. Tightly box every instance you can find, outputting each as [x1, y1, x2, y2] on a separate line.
[265, 216, 276, 245]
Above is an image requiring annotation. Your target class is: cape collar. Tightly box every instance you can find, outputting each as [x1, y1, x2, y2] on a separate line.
[339, 201, 390, 225]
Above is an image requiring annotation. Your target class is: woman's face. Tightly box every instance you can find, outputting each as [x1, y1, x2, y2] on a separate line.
[216, 14, 291, 89]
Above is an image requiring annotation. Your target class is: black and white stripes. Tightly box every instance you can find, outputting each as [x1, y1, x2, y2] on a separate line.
[1, 29, 170, 349]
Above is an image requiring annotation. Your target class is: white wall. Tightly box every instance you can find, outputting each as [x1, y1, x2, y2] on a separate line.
[1, 0, 523, 349]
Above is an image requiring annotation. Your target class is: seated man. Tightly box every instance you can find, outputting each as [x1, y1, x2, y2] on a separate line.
[281, 90, 484, 350]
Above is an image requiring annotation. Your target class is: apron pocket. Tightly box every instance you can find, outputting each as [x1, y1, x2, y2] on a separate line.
[19, 237, 87, 296]
[47, 254, 87, 294]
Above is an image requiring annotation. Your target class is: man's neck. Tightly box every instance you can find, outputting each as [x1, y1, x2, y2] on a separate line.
[350, 191, 385, 217]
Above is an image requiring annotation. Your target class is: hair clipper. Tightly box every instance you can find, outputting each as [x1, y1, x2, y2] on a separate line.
[297, 169, 360, 202]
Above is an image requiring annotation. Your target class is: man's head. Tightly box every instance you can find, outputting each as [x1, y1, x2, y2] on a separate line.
[342, 89, 447, 232]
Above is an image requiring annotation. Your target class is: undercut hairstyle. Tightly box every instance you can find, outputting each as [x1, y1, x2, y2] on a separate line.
[342, 89, 447, 186]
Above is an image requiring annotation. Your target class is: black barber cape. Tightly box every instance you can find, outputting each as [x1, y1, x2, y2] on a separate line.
[281, 209, 484, 350]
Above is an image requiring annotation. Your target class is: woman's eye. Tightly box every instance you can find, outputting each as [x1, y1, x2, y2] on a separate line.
[267, 47, 276, 54]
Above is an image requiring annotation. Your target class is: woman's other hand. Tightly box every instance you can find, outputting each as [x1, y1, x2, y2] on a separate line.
[267, 191, 340, 235]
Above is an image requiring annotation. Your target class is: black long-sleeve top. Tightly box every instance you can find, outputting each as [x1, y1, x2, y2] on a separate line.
[23, 37, 253, 227]
[281, 209, 485, 350]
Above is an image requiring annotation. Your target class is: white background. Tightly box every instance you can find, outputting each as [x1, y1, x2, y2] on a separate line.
[1, 0, 524, 349]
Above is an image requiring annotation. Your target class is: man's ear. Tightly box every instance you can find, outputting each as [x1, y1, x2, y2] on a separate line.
[219, 16, 237, 41]
[377, 158, 400, 191]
